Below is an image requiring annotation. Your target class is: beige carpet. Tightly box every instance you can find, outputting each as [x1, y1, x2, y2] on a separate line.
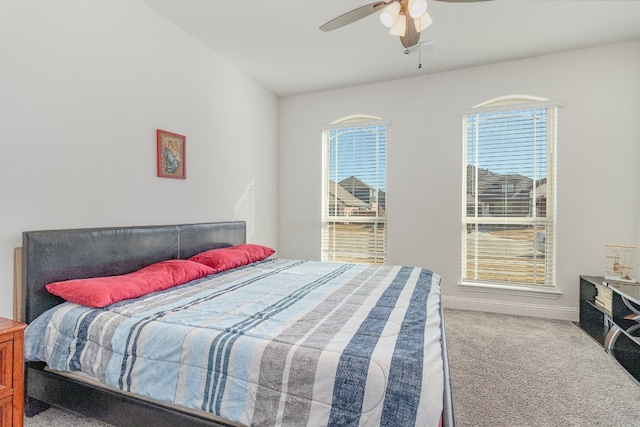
[24, 408, 112, 426]
[445, 309, 640, 427]
[24, 309, 640, 426]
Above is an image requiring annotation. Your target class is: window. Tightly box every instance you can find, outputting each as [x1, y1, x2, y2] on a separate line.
[322, 116, 387, 264]
[461, 96, 558, 288]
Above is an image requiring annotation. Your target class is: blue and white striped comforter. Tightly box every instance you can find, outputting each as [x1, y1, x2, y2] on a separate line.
[25, 259, 444, 427]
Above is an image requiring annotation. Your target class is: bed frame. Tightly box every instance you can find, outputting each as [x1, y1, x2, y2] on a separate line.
[22, 221, 454, 426]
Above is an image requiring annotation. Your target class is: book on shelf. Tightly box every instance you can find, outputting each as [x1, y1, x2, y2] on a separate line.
[594, 281, 613, 315]
[594, 299, 612, 316]
[595, 292, 612, 304]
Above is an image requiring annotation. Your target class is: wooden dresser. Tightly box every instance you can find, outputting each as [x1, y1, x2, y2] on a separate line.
[0, 318, 26, 427]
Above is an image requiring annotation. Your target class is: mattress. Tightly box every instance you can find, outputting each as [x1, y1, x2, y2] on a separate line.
[25, 258, 444, 427]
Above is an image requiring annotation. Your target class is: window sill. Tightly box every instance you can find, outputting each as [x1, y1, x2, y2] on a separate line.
[458, 282, 562, 299]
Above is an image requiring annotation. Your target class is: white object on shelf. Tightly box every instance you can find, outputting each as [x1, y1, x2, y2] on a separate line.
[605, 244, 637, 283]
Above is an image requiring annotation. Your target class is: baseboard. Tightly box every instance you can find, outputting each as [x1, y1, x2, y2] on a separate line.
[442, 295, 579, 322]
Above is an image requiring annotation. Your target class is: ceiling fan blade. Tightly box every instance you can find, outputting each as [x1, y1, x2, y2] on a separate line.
[320, 1, 389, 32]
[400, 16, 420, 48]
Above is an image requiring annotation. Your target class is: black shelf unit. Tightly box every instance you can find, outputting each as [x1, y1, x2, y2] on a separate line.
[579, 276, 610, 345]
[578, 275, 640, 383]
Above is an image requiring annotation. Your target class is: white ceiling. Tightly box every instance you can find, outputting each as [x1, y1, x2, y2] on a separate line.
[142, 0, 640, 97]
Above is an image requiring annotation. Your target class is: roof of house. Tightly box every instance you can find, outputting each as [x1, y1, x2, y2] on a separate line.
[328, 181, 370, 209]
[339, 175, 386, 199]
[466, 165, 542, 201]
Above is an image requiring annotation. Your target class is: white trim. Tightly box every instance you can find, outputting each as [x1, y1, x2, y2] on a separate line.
[459, 100, 563, 116]
[461, 99, 558, 288]
[473, 94, 548, 108]
[458, 281, 562, 299]
[442, 295, 578, 322]
[323, 119, 390, 131]
[321, 119, 387, 263]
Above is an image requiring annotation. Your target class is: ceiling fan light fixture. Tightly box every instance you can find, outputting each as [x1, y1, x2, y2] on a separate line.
[389, 13, 407, 36]
[415, 11, 433, 32]
[379, 1, 401, 27]
[408, 0, 428, 19]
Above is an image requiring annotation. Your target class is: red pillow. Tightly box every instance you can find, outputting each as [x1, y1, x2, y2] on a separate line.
[188, 244, 275, 272]
[45, 259, 215, 308]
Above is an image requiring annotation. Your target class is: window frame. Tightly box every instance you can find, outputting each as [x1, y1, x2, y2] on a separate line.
[321, 116, 388, 264]
[460, 96, 560, 295]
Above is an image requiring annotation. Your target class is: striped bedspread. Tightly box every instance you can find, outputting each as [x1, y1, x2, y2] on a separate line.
[25, 259, 444, 427]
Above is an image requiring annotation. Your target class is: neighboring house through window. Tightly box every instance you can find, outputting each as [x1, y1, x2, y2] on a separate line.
[322, 115, 387, 264]
[461, 96, 559, 290]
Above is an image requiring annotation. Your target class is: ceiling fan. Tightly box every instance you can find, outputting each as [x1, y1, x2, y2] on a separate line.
[320, 0, 493, 49]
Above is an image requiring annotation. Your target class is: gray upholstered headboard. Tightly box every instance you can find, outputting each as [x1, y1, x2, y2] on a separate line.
[22, 221, 246, 324]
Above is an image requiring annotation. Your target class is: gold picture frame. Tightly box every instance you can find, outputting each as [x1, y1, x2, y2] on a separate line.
[157, 129, 186, 179]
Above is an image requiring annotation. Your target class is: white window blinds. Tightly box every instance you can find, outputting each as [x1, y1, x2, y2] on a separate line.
[322, 121, 387, 264]
[462, 99, 557, 287]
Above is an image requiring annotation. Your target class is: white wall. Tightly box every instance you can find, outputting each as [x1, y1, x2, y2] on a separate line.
[279, 41, 640, 321]
[0, 0, 279, 319]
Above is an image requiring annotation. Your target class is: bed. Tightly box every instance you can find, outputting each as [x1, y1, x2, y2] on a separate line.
[22, 221, 454, 427]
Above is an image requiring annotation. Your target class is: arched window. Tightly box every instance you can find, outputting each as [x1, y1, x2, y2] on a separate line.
[461, 96, 560, 289]
[322, 115, 388, 264]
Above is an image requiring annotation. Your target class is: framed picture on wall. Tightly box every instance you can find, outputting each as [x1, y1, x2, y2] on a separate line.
[157, 129, 186, 179]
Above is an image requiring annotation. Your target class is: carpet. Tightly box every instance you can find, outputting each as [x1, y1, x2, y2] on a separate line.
[445, 309, 640, 427]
